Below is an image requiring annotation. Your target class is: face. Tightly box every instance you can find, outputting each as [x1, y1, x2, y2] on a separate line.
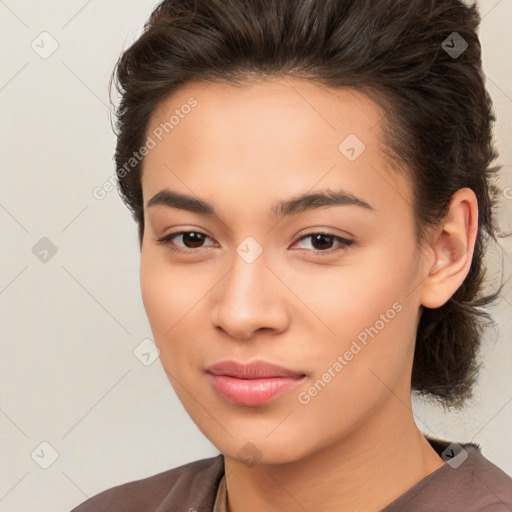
[139, 78, 429, 464]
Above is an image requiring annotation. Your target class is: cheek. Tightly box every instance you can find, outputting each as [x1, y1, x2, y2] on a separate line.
[140, 249, 202, 333]
[139, 254, 171, 337]
[139, 249, 218, 374]
[294, 241, 415, 342]
[311, 282, 410, 380]
[294, 293, 415, 439]
[139, 252, 191, 369]
[290, 238, 418, 395]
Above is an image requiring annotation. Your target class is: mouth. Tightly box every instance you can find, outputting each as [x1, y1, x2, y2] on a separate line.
[205, 359, 307, 407]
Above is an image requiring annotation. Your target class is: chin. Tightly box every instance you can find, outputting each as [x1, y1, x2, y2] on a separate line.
[210, 431, 312, 467]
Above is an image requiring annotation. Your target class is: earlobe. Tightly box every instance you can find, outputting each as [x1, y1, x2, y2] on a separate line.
[419, 188, 478, 309]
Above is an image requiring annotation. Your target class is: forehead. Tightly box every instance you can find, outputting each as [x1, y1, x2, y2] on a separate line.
[141, 78, 412, 220]
[146, 78, 383, 154]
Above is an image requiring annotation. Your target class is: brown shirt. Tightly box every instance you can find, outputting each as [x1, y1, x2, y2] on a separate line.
[71, 436, 512, 512]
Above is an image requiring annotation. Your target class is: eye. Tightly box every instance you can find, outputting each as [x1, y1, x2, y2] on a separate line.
[155, 231, 215, 253]
[291, 232, 354, 254]
[156, 230, 354, 255]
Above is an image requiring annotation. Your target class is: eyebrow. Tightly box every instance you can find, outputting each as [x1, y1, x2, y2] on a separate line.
[146, 187, 376, 219]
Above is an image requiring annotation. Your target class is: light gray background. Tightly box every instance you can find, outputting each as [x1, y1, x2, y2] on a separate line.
[0, 1, 511, 511]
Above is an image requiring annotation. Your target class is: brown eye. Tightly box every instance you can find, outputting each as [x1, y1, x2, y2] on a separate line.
[156, 231, 214, 252]
[179, 232, 208, 249]
[310, 234, 335, 250]
[293, 232, 354, 254]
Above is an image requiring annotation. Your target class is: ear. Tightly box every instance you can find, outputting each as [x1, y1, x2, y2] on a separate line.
[419, 188, 479, 309]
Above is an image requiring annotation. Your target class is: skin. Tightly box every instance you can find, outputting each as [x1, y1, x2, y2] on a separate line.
[139, 78, 478, 512]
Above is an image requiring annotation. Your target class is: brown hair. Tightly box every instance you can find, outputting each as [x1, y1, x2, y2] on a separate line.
[109, 0, 507, 408]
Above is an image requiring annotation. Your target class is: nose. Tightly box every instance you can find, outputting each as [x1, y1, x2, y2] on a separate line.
[209, 252, 290, 340]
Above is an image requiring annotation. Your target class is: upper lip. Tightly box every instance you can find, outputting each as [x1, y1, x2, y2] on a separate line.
[206, 360, 306, 379]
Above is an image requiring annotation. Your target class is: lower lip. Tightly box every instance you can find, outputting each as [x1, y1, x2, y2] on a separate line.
[207, 373, 305, 406]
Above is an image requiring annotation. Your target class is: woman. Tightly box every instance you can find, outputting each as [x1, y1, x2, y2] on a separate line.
[72, 0, 512, 510]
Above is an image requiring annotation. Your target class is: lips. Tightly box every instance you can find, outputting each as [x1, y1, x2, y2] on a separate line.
[205, 359, 306, 379]
[205, 360, 306, 406]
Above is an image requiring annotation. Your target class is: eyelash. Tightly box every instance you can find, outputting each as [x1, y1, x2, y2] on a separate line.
[155, 231, 354, 255]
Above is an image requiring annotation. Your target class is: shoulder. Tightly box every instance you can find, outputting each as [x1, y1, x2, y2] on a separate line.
[69, 454, 224, 512]
[458, 442, 512, 511]
[391, 437, 512, 512]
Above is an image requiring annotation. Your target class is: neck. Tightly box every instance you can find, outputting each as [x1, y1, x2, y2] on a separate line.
[223, 392, 445, 512]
